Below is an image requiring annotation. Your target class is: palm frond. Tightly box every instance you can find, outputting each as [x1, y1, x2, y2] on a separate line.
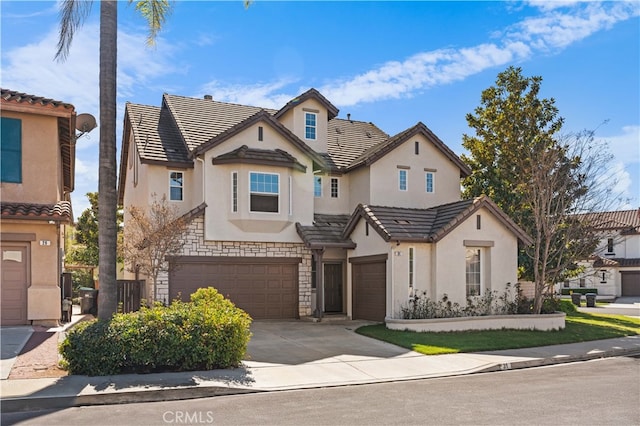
[131, 0, 173, 47]
[55, 0, 93, 62]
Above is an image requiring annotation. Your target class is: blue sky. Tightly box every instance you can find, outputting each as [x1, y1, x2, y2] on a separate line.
[2, 1, 639, 218]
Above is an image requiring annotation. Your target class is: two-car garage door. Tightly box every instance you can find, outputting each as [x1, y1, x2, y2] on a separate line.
[169, 256, 299, 319]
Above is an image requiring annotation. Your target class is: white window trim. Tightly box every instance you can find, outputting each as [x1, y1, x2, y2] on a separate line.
[399, 169, 408, 191]
[169, 171, 184, 202]
[231, 171, 238, 213]
[465, 247, 483, 297]
[330, 177, 339, 198]
[248, 171, 280, 214]
[305, 112, 317, 141]
[289, 176, 293, 216]
[425, 172, 435, 193]
[408, 247, 415, 291]
[314, 176, 322, 198]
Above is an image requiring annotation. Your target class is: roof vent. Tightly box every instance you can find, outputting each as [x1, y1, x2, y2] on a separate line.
[335, 127, 342, 134]
[204, 95, 213, 100]
[347, 113, 351, 122]
[366, 131, 372, 138]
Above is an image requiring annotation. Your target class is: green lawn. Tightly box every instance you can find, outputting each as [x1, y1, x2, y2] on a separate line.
[355, 311, 640, 355]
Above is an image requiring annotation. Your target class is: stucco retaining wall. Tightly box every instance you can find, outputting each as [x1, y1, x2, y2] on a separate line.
[386, 312, 566, 332]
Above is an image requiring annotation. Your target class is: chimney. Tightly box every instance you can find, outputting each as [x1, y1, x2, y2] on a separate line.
[347, 113, 351, 122]
[204, 95, 213, 100]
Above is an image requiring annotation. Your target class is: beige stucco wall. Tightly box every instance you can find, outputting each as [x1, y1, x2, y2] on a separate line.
[313, 173, 351, 215]
[433, 207, 519, 307]
[369, 133, 462, 209]
[1, 221, 62, 323]
[200, 122, 315, 243]
[1, 111, 63, 203]
[277, 98, 329, 154]
[347, 167, 371, 211]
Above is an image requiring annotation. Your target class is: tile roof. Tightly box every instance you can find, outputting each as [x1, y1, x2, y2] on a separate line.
[125, 103, 190, 164]
[213, 145, 307, 172]
[592, 257, 640, 268]
[274, 88, 339, 120]
[577, 209, 640, 232]
[296, 214, 356, 249]
[1, 88, 75, 112]
[344, 195, 532, 245]
[1, 201, 73, 222]
[327, 119, 388, 169]
[163, 94, 275, 152]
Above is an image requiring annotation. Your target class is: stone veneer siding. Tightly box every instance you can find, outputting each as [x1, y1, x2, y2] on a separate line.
[155, 216, 313, 317]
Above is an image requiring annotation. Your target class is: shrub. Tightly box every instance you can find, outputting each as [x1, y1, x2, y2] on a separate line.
[59, 287, 252, 376]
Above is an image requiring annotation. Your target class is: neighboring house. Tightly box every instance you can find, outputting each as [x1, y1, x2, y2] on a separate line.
[118, 89, 532, 321]
[1, 89, 77, 326]
[559, 209, 640, 297]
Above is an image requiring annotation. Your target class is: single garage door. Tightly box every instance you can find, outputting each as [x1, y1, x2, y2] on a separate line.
[1, 244, 29, 325]
[351, 254, 387, 322]
[621, 271, 640, 296]
[169, 256, 299, 319]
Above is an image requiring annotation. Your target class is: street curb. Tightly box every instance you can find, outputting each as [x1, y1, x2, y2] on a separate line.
[0, 385, 263, 413]
[3, 348, 639, 413]
[475, 347, 640, 374]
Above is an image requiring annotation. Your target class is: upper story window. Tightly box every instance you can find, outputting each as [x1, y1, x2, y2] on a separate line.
[1, 117, 22, 183]
[314, 176, 322, 197]
[465, 248, 482, 297]
[250, 172, 279, 213]
[607, 238, 614, 254]
[331, 177, 339, 198]
[305, 112, 317, 140]
[398, 170, 407, 191]
[425, 172, 435, 193]
[169, 171, 183, 201]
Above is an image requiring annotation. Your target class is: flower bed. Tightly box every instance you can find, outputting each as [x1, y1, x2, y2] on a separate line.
[386, 312, 566, 333]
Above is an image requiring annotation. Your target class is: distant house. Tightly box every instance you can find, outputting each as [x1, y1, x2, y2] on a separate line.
[1, 89, 77, 326]
[118, 89, 531, 321]
[560, 209, 640, 297]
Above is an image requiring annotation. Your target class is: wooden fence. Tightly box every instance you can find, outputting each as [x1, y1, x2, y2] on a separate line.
[117, 280, 143, 313]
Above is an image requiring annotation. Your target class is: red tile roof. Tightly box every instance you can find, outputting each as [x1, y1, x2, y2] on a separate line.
[577, 209, 640, 232]
[1, 88, 75, 111]
[0, 201, 73, 222]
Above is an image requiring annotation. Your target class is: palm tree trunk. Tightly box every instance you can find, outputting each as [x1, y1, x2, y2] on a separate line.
[97, 0, 118, 319]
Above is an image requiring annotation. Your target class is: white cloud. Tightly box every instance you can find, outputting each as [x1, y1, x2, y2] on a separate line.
[602, 125, 640, 165]
[199, 79, 297, 109]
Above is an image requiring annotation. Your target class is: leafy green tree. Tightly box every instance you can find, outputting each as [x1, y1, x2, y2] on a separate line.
[462, 67, 606, 314]
[56, 0, 172, 319]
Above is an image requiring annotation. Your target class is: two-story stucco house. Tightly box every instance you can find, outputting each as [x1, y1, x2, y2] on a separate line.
[559, 209, 640, 297]
[118, 89, 532, 321]
[1, 89, 77, 326]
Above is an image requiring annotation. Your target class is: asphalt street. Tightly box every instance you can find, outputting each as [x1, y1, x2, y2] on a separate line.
[3, 356, 638, 426]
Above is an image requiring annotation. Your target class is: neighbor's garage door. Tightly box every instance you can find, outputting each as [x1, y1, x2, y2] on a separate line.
[351, 254, 387, 322]
[1, 244, 29, 326]
[169, 256, 299, 319]
[621, 271, 640, 296]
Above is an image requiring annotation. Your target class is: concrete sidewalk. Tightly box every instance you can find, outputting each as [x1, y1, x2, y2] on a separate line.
[1, 330, 639, 413]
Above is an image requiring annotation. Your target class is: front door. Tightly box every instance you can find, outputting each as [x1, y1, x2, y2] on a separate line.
[1, 243, 29, 325]
[324, 263, 343, 313]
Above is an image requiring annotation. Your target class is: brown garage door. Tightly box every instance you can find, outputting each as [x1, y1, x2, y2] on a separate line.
[1, 244, 29, 325]
[169, 256, 299, 319]
[621, 271, 640, 296]
[351, 254, 387, 322]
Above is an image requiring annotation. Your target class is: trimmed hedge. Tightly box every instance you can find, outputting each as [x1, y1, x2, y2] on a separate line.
[59, 287, 252, 376]
[561, 288, 598, 295]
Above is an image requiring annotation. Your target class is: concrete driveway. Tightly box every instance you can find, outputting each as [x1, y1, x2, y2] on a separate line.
[245, 320, 413, 366]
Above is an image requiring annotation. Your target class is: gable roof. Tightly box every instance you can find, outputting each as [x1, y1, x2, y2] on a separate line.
[1, 88, 77, 195]
[343, 195, 532, 245]
[296, 214, 356, 249]
[190, 109, 326, 167]
[576, 209, 640, 234]
[274, 88, 339, 120]
[346, 122, 471, 177]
